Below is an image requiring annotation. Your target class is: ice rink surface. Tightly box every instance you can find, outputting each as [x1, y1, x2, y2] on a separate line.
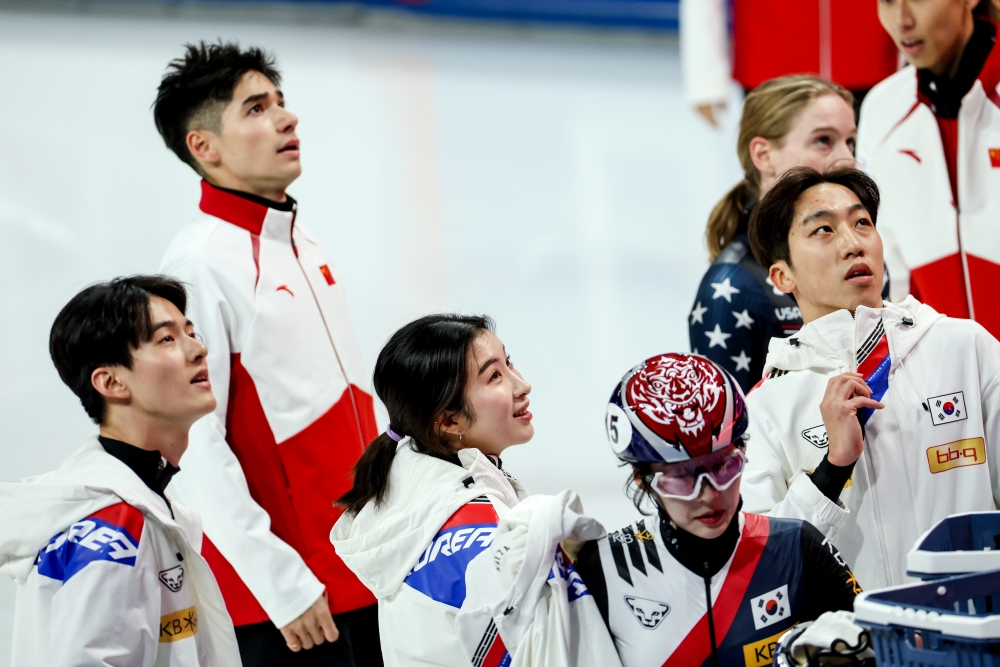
[0, 4, 743, 660]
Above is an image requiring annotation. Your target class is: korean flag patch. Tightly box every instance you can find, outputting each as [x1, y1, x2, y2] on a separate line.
[927, 391, 968, 426]
[750, 585, 789, 630]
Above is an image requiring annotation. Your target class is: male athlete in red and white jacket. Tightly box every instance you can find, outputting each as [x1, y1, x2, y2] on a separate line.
[858, 5, 1000, 339]
[682, 0, 898, 125]
[154, 43, 380, 665]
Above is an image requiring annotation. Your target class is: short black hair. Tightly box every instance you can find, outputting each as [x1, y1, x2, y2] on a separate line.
[749, 167, 881, 269]
[49, 276, 188, 424]
[153, 41, 281, 173]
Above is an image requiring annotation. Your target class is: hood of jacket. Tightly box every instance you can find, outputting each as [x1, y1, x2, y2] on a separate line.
[762, 296, 943, 376]
[0, 437, 185, 583]
[330, 438, 526, 600]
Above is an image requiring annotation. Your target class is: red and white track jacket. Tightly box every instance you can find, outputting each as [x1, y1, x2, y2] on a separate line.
[681, 0, 898, 105]
[160, 182, 378, 627]
[857, 19, 1000, 339]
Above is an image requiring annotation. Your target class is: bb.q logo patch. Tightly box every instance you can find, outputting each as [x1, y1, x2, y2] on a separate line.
[927, 391, 968, 426]
[750, 585, 789, 631]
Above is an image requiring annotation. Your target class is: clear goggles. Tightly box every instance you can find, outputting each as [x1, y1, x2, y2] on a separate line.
[650, 447, 747, 501]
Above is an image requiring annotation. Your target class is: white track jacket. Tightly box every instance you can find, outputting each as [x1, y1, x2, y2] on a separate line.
[0, 438, 240, 667]
[331, 440, 529, 667]
[742, 297, 1000, 591]
[857, 22, 1000, 338]
[161, 182, 378, 626]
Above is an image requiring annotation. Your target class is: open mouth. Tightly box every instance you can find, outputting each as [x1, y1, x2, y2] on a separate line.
[278, 139, 300, 154]
[191, 369, 210, 385]
[513, 403, 532, 422]
[900, 38, 924, 55]
[845, 263, 874, 285]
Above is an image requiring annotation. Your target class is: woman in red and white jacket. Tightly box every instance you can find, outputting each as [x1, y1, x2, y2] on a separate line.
[681, 0, 899, 125]
[857, 3, 1000, 340]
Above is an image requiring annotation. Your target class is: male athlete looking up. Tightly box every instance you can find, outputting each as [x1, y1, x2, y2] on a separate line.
[0, 276, 240, 666]
[154, 43, 380, 666]
[858, 0, 1000, 337]
[741, 167, 1000, 591]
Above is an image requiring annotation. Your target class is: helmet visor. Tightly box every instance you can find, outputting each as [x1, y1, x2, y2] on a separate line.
[650, 448, 746, 501]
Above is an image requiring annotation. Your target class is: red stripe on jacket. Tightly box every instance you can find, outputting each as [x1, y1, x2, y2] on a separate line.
[663, 513, 770, 667]
[210, 354, 378, 623]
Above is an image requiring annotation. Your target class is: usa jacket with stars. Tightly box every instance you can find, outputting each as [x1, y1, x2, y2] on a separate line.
[160, 181, 379, 628]
[574, 510, 857, 667]
[857, 18, 1000, 339]
[742, 296, 1000, 592]
[689, 232, 803, 393]
[0, 437, 241, 667]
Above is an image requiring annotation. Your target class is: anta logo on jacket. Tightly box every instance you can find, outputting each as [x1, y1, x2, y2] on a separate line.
[161, 182, 378, 627]
[858, 18, 1000, 339]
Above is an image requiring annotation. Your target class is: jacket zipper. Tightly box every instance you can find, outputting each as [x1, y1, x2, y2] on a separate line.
[288, 213, 365, 441]
[853, 313, 893, 586]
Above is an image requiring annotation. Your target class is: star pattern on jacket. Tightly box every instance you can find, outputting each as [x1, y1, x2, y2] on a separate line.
[710, 277, 741, 302]
[705, 324, 731, 349]
[732, 309, 754, 329]
[731, 350, 752, 372]
[690, 301, 708, 325]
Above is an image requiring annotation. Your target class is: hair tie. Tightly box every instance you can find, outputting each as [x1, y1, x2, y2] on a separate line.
[386, 426, 403, 442]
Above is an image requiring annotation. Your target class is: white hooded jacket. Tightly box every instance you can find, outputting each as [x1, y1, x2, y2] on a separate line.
[742, 297, 1000, 591]
[331, 439, 528, 667]
[0, 437, 240, 667]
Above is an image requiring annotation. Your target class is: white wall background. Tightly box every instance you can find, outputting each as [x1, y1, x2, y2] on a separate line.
[0, 5, 743, 661]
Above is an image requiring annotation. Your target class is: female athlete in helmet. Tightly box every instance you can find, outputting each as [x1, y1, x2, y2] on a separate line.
[575, 353, 860, 667]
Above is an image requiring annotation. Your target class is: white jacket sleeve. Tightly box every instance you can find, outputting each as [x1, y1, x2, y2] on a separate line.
[680, 0, 731, 107]
[456, 492, 622, 667]
[163, 257, 324, 628]
[45, 560, 161, 667]
[743, 414, 850, 540]
[974, 325, 1000, 509]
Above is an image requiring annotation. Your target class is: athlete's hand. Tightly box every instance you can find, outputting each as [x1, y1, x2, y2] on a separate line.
[280, 593, 339, 652]
[821, 373, 884, 467]
[695, 103, 725, 128]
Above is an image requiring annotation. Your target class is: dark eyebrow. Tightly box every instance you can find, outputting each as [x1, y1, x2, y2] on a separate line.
[478, 357, 501, 375]
[801, 203, 867, 226]
[151, 319, 193, 333]
[241, 92, 269, 106]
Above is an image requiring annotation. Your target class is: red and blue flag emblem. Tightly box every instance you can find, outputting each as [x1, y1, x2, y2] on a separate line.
[856, 320, 890, 425]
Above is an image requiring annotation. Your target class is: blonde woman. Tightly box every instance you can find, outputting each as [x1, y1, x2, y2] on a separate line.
[688, 75, 872, 392]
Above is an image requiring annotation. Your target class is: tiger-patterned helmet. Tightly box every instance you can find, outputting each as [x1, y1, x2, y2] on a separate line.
[604, 353, 748, 463]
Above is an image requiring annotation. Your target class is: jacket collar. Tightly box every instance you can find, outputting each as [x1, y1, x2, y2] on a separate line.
[198, 180, 296, 236]
[763, 296, 942, 375]
[917, 17, 999, 119]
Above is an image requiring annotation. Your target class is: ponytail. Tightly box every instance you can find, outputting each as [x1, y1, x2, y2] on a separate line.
[705, 179, 757, 261]
[338, 433, 400, 516]
[336, 314, 495, 516]
[705, 75, 854, 261]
